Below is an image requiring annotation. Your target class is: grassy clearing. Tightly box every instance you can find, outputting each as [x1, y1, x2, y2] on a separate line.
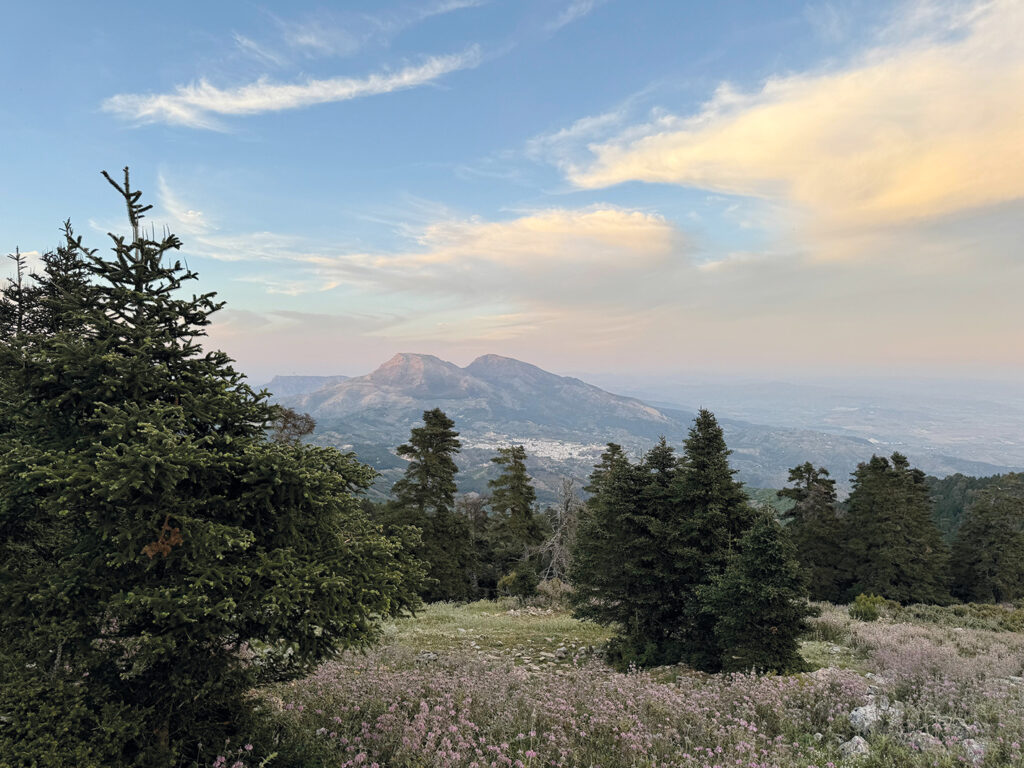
[382, 599, 613, 665]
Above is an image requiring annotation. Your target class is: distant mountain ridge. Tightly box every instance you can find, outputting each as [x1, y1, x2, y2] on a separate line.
[286, 353, 670, 435]
[270, 353, 1018, 502]
[263, 375, 349, 397]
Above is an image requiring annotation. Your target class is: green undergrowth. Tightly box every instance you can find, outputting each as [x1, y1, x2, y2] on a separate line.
[382, 598, 613, 665]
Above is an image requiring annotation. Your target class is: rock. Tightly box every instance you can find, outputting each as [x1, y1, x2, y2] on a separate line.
[849, 698, 904, 735]
[416, 651, 438, 663]
[839, 736, 870, 757]
[901, 731, 943, 752]
[962, 739, 985, 765]
[555, 646, 568, 659]
[457, 628, 467, 634]
[813, 732, 824, 742]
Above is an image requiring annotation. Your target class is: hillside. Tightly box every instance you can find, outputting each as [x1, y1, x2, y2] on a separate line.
[269, 353, 1018, 502]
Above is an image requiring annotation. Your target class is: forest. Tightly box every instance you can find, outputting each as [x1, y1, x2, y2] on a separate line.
[2, 173, 1023, 767]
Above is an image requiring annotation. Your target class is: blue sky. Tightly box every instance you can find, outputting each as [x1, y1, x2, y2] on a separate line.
[3, 0, 1023, 381]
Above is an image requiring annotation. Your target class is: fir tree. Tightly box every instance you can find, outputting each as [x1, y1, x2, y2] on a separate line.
[488, 445, 546, 582]
[570, 443, 647, 654]
[671, 409, 757, 671]
[391, 408, 474, 601]
[459, 492, 497, 597]
[951, 474, 1024, 603]
[845, 453, 950, 604]
[0, 169, 421, 765]
[778, 463, 847, 601]
[704, 511, 818, 673]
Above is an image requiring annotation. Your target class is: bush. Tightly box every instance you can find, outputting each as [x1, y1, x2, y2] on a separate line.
[497, 564, 540, 601]
[534, 578, 573, 608]
[850, 593, 887, 621]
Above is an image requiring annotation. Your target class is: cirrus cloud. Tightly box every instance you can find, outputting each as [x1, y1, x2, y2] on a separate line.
[103, 47, 481, 130]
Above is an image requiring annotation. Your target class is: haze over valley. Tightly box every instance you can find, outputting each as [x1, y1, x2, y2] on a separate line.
[265, 353, 1022, 501]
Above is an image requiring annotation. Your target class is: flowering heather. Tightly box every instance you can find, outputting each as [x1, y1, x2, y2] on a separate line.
[216, 601, 1024, 767]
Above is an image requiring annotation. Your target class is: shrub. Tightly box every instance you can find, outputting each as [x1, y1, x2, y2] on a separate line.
[534, 578, 573, 608]
[498, 563, 540, 601]
[850, 593, 887, 621]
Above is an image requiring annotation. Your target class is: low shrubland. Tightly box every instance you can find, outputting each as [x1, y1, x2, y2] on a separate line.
[216, 598, 1024, 768]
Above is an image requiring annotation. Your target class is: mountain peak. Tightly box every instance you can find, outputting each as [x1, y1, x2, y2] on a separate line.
[465, 354, 553, 381]
[367, 352, 482, 396]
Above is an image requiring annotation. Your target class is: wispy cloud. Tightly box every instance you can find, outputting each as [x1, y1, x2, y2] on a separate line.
[157, 176, 212, 235]
[546, 0, 608, 32]
[232, 33, 289, 68]
[103, 46, 481, 129]
[560, 0, 1024, 236]
[275, 0, 487, 58]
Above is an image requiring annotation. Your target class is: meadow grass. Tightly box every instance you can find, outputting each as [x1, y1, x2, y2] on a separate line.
[217, 600, 1024, 768]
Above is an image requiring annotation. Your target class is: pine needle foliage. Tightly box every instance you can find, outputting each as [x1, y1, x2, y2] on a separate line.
[0, 169, 421, 766]
[844, 453, 950, 604]
[951, 473, 1024, 603]
[391, 408, 474, 602]
[778, 462, 847, 602]
[704, 510, 817, 673]
[488, 444, 547, 583]
[670, 410, 757, 671]
[571, 413, 760, 672]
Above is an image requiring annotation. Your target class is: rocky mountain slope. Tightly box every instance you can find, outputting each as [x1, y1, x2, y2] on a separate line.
[270, 353, 1017, 503]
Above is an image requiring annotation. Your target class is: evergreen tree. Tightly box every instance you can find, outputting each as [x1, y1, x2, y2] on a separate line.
[488, 445, 546, 581]
[926, 472, 1002, 542]
[671, 409, 757, 670]
[845, 453, 950, 604]
[704, 511, 818, 673]
[0, 169, 420, 765]
[391, 408, 474, 601]
[570, 443, 648, 653]
[459, 492, 497, 598]
[0, 247, 41, 341]
[778, 463, 847, 601]
[951, 474, 1024, 603]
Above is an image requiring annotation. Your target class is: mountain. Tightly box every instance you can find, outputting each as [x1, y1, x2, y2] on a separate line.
[273, 353, 1019, 503]
[262, 375, 349, 397]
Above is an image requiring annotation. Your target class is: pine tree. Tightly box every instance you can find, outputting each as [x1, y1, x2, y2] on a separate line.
[951, 474, 1024, 603]
[391, 408, 474, 601]
[671, 409, 757, 670]
[488, 445, 546, 582]
[460, 493, 497, 598]
[704, 511, 818, 673]
[572, 439, 679, 667]
[570, 443, 647, 647]
[845, 453, 950, 604]
[0, 169, 421, 765]
[778, 463, 847, 601]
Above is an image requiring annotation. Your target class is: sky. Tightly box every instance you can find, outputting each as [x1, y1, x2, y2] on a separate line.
[2, 0, 1023, 383]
